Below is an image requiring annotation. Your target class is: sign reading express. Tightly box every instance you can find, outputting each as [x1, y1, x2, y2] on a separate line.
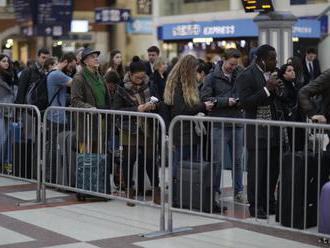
[161, 20, 257, 40]
[159, 19, 321, 40]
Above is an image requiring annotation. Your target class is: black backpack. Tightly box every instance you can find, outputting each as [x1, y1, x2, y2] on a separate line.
[25, 70, 60, 110]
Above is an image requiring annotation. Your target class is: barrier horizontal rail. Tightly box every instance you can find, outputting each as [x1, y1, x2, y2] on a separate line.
[41, 106, 167, 233]
[0, 103, 42, 202]
[167, 115, 330, 239]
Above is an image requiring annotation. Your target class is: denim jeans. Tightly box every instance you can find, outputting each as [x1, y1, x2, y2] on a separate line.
[213, 125, 244, 194]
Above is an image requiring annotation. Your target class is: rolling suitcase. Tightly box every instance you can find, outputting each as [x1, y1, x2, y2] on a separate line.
[76, 115, 111, 197]
[279, 151, 318, 229]
[174, 160, 216, 212]
[56, 131, 77, 187]
[11, 122, 36, 179]
[278, 151, 330, 229]
[319, 182, 330, 234]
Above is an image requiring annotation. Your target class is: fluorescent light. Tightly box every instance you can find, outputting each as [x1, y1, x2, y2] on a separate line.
[193, 38, 213, 43]
[292, 37, 299, 42]
[71, 20, 89, 33]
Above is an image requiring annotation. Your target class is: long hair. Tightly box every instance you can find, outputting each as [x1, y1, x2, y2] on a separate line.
[0, 54, 16, 85]
[109, 49, 124, 79]
[164, 54, 199, 107]
[287, 56, 303, 82]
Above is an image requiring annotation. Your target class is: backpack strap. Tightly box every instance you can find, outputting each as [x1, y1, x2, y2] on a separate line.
[46, 69, 63, 106]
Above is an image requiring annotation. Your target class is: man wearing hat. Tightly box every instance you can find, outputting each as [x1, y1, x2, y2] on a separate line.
[71, 47, 110, 109]
[71, 48, 111, 153]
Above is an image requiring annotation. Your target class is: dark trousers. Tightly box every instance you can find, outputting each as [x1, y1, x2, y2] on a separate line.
[122, 145, 159, 193]
[247, 146, 279, 212]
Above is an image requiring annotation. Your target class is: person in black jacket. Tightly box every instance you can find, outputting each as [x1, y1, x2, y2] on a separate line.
[113, 56, 160, 205]
[15, 48, 50, 104]
[149, 57, 167, 101]
[201, 49, 245, 203]
[299, 68, 330, 124]
[277, 63, 305, 151]
[236, 44, 281, 219]
[164, 54, 214, 150]
[164, 55, 217, 210]
[144, 46, 160, 77]
[302, 47, 321, 85]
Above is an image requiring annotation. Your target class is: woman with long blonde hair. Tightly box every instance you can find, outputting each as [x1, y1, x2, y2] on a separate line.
[164, 54, 213, 181]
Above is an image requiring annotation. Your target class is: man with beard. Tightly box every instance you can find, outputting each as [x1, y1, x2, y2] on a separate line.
[46, 52, 76, 125]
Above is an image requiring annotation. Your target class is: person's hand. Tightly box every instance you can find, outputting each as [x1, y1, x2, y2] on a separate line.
[228, 97, 237, 106]
[311, 115, 327, 124]
[266, 78, 281, 92]
[145, 102, 156, 111]
[204, 101, 214, 111]
[138, 102, 156, 112]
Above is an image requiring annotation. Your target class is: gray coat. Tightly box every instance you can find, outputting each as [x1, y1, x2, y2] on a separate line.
[200, 62, 243, 118]
[298, 68, 330, 123]
[0, 77, 16, 104]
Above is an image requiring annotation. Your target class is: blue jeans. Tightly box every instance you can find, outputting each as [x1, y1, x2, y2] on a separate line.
[213, 126, 244, 194]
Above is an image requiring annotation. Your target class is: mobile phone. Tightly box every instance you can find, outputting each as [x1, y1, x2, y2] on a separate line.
[149, 96, 159, 104]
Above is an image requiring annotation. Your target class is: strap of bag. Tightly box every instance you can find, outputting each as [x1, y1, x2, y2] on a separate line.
[47, 70, 62, 107]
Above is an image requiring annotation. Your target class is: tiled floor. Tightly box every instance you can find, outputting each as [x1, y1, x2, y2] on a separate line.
[43, 243, 101, 248]
[0, 226, 35, 246]
[4, 201, 222, 242]
[0, 177, 29, 187]
[0, 176, 327, 248]
[134, 228, 321, 248]
[5, 189, 69, 201]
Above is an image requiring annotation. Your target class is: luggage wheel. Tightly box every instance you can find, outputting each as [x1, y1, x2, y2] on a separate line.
[76, 193, 86, 201]
[318, 237, 329, 244]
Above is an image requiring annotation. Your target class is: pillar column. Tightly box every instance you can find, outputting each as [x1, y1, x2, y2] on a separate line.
[230, 0, 242, 11]
[254, 11, 297, 65]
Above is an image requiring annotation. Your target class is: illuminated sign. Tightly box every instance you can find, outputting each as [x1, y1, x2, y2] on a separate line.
[241, 0, 274, 13]
[158, 19, 321, 40]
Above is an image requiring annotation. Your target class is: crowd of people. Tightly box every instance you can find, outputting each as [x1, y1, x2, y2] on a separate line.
[0, 43, 329, 217]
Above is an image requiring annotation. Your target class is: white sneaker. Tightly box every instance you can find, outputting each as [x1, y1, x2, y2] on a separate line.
[234, 192, 248, 204]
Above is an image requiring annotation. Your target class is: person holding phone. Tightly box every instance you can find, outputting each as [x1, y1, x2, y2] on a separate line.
[236, 44, 281, 219]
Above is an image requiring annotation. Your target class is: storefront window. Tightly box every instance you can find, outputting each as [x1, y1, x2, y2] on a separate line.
[160, 0, 230, 16]
[291, 0, 328, 4]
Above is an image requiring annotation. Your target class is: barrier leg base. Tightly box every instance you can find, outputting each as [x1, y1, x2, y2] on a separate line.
[140, 227, 192, 238]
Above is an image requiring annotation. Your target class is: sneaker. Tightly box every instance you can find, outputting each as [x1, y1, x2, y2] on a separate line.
[234, 192, 248, 204]
[126, 188, 136, 207]
[213, 201, 228, 213]
[153, 187, 161, 205]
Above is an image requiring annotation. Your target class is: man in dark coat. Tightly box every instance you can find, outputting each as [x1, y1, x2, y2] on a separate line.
[299, 68, 330, 124]
[15, 48, 50, 104]
[302, 47, 321, 85]
[144, 46, 160, 77]
[236, 44, 281, 219]
[200, 48, 245, 203]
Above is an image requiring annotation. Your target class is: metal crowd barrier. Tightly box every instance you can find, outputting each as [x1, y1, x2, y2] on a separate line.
[0, 103, 42, 201]
[41, 106, 167, 233]
[167, 115, 330, 239]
